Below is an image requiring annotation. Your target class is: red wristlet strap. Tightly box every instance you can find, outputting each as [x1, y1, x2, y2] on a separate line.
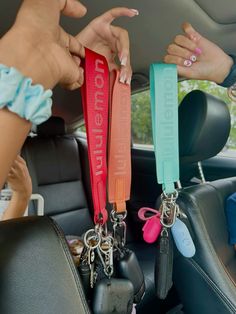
[81, 48, 109, 225]
[108, 70, 131, 213]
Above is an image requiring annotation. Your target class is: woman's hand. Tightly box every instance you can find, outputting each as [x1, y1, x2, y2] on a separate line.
[2, 155, 32, 220]
[7, 155, 32, 200]
[76, 7, 139, 84]
[0, 0, 87, 90]
[164, 22, 233, 84]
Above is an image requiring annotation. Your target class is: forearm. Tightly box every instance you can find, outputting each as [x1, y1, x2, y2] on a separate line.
[0, 109, 31, 189]
[2, 191, 30, 220]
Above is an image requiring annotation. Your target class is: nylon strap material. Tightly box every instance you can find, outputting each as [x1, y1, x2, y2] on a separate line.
[81, 48, 109, 225]
[150, 63, 179, 194]
[108, 70, 131, 213]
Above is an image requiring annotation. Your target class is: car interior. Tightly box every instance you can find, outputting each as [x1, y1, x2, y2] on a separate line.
[2, 0, 236, 314]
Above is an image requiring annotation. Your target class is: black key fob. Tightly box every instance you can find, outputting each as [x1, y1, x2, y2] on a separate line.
[92, 278, 134, 314]
[115, 248, 145, 304]
[155, 228, 173, 299]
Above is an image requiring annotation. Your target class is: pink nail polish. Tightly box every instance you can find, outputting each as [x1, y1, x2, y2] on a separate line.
[194, 47, 202, 55]
[184, 60, 192, 67]
[190, 55, 197, 62]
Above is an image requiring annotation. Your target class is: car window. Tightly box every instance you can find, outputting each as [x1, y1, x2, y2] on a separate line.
[131, 80, 236, 157]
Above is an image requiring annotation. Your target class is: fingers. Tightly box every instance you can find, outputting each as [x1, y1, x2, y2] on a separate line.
[111, 25, 132, 84]
[182, 22, 201, 43]
[174, 34, 198, 53]
[101, 7, 139, 23]
[59, 29, 84, 89]
[60, 0, 87, 18]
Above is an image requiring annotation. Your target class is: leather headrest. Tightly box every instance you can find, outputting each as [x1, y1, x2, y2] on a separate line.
[179, 90, 231, 163]
[37, 116, 66, 137]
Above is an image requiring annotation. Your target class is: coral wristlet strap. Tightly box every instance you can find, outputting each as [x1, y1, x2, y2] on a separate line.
[81, 48, 109, 225]
[108, 70, 131, 213]
[150, 63, 179, 194]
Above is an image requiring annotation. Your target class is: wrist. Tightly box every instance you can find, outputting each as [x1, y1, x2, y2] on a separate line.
[12, 191, 31, 205]
[215, 55, 234, 85]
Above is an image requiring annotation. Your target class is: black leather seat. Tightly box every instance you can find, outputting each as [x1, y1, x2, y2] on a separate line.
[173, 90, 236, 313]
[22, 117, 94, 236]
[179, 89, 231, 185]
[0, 216, 90, 314]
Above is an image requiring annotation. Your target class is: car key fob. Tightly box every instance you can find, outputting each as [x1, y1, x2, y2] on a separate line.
[155, 228, 173, 299]
[92, 278, 134, 314]
[115, 248, 145, 304]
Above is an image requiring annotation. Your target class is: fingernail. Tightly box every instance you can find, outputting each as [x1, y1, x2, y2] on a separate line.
[119, 74, 126, 84]
[194, 47, 202, 55]
[120, 56, 127, 66]
[190, 55, 197, 62]
[184, 60, 192, 67]
[130, 9, 139, 15]
[126, 77, 131, 85]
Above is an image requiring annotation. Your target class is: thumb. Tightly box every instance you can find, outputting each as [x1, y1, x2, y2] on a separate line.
[60, 0, 87, 18]
[182, 22, 202, 43]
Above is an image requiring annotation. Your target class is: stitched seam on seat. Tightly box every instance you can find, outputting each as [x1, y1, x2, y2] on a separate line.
[47, 217, 91, 314]
[51, 206, 89, 217]
[187, 258, 236, 313]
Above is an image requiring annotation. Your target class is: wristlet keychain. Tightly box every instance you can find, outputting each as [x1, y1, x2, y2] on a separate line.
[139, 63, 195, 258]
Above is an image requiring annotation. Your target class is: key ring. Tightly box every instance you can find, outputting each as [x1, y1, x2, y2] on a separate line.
[84, 228, 101, 249]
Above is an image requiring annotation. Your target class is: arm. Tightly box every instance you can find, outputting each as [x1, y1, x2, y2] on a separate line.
[0, 0, 86, 188]
[2, 155, 32, 220]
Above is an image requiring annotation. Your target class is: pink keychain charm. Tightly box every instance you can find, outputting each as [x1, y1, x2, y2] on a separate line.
[138, 207, 162, 243]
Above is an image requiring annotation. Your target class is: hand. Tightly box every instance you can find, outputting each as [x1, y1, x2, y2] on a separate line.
[76, 7, 139, 85]
[164, 22, 233, 84]
[2, 155, 32, 220]
[7, 155, 32, 200]
[0, 0, 87, 90]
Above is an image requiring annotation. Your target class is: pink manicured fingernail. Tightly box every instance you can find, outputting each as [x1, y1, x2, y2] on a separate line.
[194, 47, 202, 55]
[130, 9, 139, 15]
[190, 55, 197, 62]
[184, 60, 192, 67]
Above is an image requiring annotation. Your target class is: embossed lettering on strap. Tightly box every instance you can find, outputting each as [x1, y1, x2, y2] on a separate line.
[81, 48, 109, 225]
[108, 70, 131, 213]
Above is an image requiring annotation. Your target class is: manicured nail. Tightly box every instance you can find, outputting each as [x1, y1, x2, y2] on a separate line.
[194, 47, 202, 55]
[120, 56, 128, 66]
[130, 9, 139, 15]
[190, 55, 197, 62]
[184, 60, 192, 67]
[119, 74, 126, 84]
[126, 77, 131, 85]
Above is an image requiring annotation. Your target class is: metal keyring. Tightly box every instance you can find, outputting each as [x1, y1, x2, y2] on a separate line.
[83, 228, 101, 249]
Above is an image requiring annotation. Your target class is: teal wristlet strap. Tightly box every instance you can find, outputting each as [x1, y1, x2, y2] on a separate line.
[150, 63, 179, 194]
